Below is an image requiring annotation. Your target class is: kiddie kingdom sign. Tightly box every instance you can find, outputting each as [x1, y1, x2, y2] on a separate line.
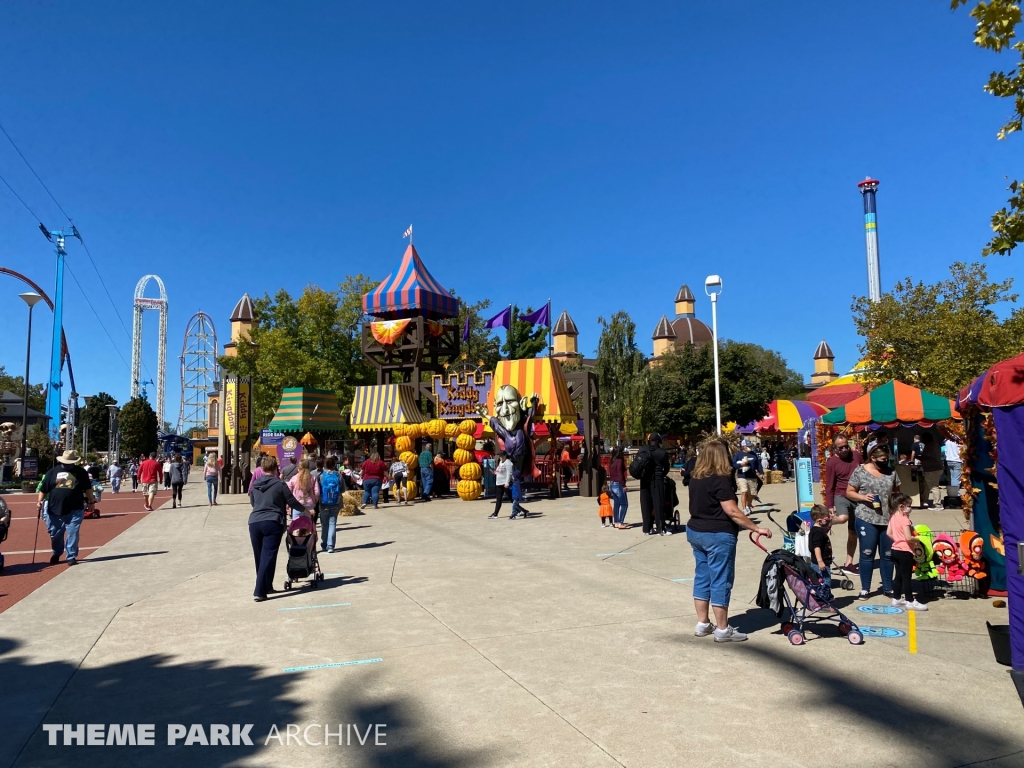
[431, 372, 493, 420]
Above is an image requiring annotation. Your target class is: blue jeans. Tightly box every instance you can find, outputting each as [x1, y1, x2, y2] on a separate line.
[510, 475, 523, 517]
[948, 462, 962, 491]
[111, 477, 121, 493]
[207, 477, 218, 503]
[420, 467, 433, 499]
[810, 563, 834, 601]
[686, 528, 737, 608]
[856, 519, 894, 593]
[609, 482, 628, 524]
[320, 505, 340, 550]
[46, 508, 85, 561]
[363, 478, 381, 507]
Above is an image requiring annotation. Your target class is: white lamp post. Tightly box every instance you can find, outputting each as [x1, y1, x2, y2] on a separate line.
[704, 275, 723, 435]
[18, 292, 45, 473]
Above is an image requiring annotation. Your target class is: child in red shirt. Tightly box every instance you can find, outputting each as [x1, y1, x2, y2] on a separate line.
[887, 492, 927, 611]
[598, 483, 613, 528]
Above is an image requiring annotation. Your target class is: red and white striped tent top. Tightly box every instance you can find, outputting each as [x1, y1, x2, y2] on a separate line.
[362, 244, 459, 319]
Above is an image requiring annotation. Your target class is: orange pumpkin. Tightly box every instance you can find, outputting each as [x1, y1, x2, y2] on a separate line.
[459, 462, 482, 481]
[427, 419, 447, 439]
[445, 422, 460, 438]
[395, 436, 413, 454]
[456, 433, 475, 451]
[406, 423, 422, 440]
[457, 479, 483, 500]
[399, 451, 417, 466]
[453, 448, 474, 466]
[393, 424, 409, 438]
[406, 481, 418, 497]
[459, 419, 477, 435]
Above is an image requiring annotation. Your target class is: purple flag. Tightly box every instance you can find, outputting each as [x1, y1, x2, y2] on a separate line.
[484, 306, 512, 330]
[519, 304, 550, 327]
[462, 313, 471, 342]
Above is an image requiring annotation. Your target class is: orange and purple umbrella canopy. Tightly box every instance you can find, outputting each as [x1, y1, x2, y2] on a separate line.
[739, 400, 830, 433]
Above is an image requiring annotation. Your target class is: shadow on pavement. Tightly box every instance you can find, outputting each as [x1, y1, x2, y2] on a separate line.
[0, 637, 302, 768]
[83, 551, 168, 564]
[336, 541, 395, 553]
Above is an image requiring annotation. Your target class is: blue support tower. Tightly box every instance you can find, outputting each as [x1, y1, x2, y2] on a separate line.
[41, 225, 81, 440]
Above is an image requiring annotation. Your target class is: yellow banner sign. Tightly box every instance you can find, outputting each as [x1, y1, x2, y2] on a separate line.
[224, 378, 251, 439]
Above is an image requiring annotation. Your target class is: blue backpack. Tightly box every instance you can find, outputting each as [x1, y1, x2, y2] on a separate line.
[321, 470, 341, 506]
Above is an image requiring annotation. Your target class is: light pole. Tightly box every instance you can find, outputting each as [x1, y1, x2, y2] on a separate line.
[106, 403, 120, 465]
[704, 275, 723, 435]
[82, 395, 93, 457]
[18, 292, 45, 475]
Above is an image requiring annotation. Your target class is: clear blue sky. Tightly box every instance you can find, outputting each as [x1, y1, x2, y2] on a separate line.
[0, 1, 1021, 425]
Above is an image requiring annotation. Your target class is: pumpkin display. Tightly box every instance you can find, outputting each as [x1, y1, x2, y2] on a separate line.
[457, 479, 483, 500]
[406, 423, 422, 440]
[407, 481, 418, 498]
[399, 451, 417, 466]
[453, 448, 474, 466]
[445, 422, 460, 438]
[393, 424, 409, 438]
[395, 436, 413, 454]
[459, 419, 477, 435]
[455, 433, 475, 451]
[427, 419, 447, 439]
[459, 462, 482, 481]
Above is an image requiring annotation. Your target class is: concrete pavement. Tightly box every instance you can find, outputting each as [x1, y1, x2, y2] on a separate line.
[1, 478, 1022, 767]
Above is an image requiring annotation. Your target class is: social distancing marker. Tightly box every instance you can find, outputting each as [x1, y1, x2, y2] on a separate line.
[671, 578, 694, 582]
[283, 657, 382, 673]
[858, 626, 906, 639]
[278, 603, 351, 612]
[908, 610, 918, 654]
[857, 605, 904, 615]
[597, 552, 634, 557]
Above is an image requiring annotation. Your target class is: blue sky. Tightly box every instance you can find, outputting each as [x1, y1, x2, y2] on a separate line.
[1, 1, 1021, 426]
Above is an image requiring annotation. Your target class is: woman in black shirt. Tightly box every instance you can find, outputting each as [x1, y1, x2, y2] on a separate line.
[686, 441, 771, 643]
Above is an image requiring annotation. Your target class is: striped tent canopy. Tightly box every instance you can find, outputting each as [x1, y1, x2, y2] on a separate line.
[822, 380, 959, 426]
[268, 388, 347, 434]
[486, 358, 576, 423]
[806, 360, 871, 409]
[362, 244, 459, 320]
[349, 384, 426, 432]
[738, 400, 829, 433]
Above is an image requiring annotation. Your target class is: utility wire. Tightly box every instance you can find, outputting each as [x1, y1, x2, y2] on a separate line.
[65, 262, 132, 373]
[0, 119, 73, 222]
[0, 168, 45, 222]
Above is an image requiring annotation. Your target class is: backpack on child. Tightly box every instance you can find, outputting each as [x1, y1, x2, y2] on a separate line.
[321, 470, 341, 506]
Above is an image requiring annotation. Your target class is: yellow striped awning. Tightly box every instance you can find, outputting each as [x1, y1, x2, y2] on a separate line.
[486, 358, 576, 423]
[268, 388, 346, 433]
[349, 384, 426, 432]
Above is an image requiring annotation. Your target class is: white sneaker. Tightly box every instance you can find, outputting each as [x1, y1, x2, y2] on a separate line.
[891, 598, 906, 608]
[694, 621, 715, 637]
[714, 626, 748, 643]
[744, 507, 753, 516]
[905, 600, 929, 611]
[661, 529, 673, 536]
[858, 590, 870, 600]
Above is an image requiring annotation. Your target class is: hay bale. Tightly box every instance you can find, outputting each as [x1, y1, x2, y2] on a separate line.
[766, 470, 784, 485]
[340, 489, 363, 517]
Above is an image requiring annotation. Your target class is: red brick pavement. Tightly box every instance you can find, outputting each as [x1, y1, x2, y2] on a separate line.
[0, 488, 171, 614]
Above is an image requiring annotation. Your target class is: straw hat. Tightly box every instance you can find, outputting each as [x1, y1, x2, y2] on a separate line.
[56, 449, 82, 465]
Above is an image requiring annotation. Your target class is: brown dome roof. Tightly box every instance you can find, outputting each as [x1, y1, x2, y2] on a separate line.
[813, 340, 835, 360]
[652, 315, 677, 340]
[230, 293, 255, 322]
[552, 309, 578, 336]
[671, 316, 713, 346]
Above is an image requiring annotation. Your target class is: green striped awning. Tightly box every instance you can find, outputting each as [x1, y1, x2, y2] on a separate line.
[821, 380, 959, 426]
[268, 388, 347, 433]
[349, 384, 425, 432]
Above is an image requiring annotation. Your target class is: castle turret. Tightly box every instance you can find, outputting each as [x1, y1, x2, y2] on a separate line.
[811, 340, 838, 386]
[675, 284, 695, 317]
[223, 293, 255, 358]
[551, 310, 579, 359]
[652, 315, 677, 358]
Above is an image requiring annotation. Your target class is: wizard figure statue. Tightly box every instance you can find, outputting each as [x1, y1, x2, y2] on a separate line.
[479, 386, 538, 519]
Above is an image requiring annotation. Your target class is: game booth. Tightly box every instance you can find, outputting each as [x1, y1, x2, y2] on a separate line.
[958, 352, 1024, 699]
[737, 399, 830, 483]
[261, 387, 349, 466]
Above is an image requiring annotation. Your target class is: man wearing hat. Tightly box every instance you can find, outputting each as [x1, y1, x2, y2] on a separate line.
[37, 450, 95, 566]
[733, 439, 763, 516]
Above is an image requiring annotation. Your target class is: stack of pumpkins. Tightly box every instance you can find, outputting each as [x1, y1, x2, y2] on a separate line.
[454, 419, 482, 500]
[393, 422, 422, 498]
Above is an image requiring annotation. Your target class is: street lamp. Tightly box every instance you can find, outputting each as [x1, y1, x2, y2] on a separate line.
[106, 403, 120, 465]
[704, 275, 723, 435]
[81, 395, 93, 457]
[18, 292, 44, 476]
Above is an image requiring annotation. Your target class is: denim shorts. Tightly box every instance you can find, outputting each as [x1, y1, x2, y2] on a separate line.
[686, 528, 738, 607]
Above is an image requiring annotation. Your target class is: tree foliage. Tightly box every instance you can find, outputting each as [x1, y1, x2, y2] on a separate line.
[595, 311, 648, 441]
[644, 341, 795, 442]
[954, 0, 1024, 254]
[119, 396, 159, 459]
[219, 278, 378, 430]
[78, 392, 117, 452]
[0, 365, 46, 415]
[26, 425, 55, 473]
[451, 291, 502, 371]
[501, 304, 548, 360]
[852, 261, 1024, 397]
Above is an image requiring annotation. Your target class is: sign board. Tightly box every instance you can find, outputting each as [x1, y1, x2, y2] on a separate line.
[21, 456, 38, 480]
[795, 457, 815, 514]
[260, 430, 285, 447]
[431, 371, 492, 420]
[224, 377, 251, 439]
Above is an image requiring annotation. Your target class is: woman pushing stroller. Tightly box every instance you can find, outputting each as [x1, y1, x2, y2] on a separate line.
[248, 456, 307, 602]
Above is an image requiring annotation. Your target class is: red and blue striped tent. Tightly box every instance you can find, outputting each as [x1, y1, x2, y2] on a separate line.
[363, 244, 459, 319]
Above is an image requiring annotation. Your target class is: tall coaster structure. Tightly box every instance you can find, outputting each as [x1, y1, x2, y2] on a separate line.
[176, 311, 219, 435]
[130, 275, 168, 422]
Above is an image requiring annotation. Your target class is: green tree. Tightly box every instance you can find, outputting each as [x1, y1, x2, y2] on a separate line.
[220, 279, 378, 430]
[0, 365, 46, 415]
[26, 424, 55, 473]
[595, 311, 648, 441]
[119, 396, 159, 459]
[501, 304, 548, 360]
[645, 341, 793, 441]
[953, 0, 1024, 254]
[852, 261, 1024, 397]
[78, 392, 117, 452]
[451, 292, 502, 371]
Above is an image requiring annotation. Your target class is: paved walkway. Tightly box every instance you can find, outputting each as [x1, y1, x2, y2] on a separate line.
[1, 479, 1021, 767]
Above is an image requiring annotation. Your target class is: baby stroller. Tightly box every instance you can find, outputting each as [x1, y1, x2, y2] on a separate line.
[283, 513, 324, 590]
[752, 532, 864, 646]
[86, 482, 103, 519]
[765, 510, 854, 591]
[663, 476, 681, 533]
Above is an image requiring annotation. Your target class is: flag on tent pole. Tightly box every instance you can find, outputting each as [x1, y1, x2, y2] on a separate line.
[484, 306, 512, 330]
[519, 304, 550, 327]
[462, 312, 471, 342]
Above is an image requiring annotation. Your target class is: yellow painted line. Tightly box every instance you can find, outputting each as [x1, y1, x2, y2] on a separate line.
[908, 609, 918, 654]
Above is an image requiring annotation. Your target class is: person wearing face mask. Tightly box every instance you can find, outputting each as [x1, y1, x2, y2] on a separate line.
[825, 435, 861, 576]
[845, 445, 901, 599]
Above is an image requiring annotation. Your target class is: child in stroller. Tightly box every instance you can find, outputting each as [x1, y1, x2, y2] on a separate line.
[283, 513, 324, 590]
